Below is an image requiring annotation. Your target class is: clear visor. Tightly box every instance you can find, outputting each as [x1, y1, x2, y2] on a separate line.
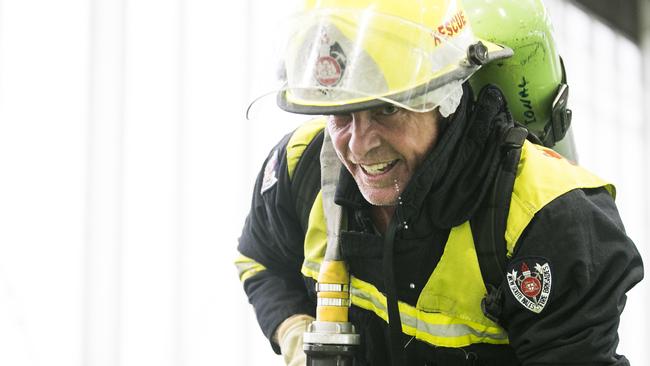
[277, 8, 480, 114]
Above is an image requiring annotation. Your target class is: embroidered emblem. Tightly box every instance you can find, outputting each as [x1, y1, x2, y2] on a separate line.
[260, 150, 279, 194]
[506, 257, 552, 314]
[314, 32, 347, 87]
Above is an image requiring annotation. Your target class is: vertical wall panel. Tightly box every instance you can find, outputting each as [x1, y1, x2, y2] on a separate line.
[0, 0, 88, 365]
[639, 0, 650, 359]
[0, 2, 31, 366]
[179, 0, 252, 364]
[119, 0, 183, 365]
[84, 1, 126, 366]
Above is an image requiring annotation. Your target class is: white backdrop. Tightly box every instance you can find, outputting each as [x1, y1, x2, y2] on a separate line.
[0, 0, 646, 365]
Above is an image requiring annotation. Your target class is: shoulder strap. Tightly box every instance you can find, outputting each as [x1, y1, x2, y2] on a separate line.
[290, 130, 324, 233]
[471, 126, 528, 324]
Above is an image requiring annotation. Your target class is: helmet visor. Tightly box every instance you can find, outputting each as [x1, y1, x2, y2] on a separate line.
[276, 8, 489, 114]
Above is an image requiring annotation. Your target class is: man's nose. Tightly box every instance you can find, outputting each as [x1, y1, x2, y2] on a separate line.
[348, 111, 381, 159]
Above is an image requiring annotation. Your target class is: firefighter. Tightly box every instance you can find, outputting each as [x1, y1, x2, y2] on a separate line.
[236, 0, 643, 364]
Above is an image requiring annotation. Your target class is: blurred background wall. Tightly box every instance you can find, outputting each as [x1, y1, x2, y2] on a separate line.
[0, 0, 646, 365]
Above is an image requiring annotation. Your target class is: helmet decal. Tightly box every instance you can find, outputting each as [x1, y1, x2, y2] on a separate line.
[436, 9, 469, 38]
[314, 32, 347, 88]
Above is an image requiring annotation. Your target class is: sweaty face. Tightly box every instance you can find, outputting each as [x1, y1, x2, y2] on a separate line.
[327, 105, 441, 206]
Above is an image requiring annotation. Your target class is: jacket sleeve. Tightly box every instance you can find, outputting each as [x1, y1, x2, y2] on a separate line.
[236, 133, 316, 354]
[503, 187, 644, 365]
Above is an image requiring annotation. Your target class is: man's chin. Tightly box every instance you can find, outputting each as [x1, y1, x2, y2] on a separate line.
[359, 189, 399, 207]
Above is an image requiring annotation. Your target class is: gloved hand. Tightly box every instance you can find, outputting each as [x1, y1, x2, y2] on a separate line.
[275, 314, 315, 366]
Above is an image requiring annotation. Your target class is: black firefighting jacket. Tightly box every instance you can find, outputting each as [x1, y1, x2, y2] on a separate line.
[236, 85, 643, 365]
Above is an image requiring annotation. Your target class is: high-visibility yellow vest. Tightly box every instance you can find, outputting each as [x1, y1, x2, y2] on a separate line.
[290, 119, 614, 348]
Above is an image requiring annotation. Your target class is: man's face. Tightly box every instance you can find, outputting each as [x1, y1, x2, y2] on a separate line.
[327, 105, 441, 206]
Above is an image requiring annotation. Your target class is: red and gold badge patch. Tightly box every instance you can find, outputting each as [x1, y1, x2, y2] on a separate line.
[506, 257, 552, 314]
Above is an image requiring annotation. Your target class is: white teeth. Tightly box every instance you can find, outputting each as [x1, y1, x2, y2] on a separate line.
[361, 161, 395, 175]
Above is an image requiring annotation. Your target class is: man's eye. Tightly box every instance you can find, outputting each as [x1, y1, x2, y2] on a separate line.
[329, 114, 352, 126]
[378, 105, 400, 116]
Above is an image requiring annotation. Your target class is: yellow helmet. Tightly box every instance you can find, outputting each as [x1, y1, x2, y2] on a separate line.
[275, 0, 513, 114]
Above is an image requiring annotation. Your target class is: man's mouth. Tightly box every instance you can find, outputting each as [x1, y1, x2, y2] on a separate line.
[360, 160, 398, 175]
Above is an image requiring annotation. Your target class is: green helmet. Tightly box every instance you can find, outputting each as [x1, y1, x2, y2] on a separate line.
[464, 0, 571, 148]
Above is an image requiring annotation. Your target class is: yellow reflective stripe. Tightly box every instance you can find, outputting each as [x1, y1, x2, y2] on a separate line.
[302, 259, 321, 279]
[301, 259, 508, 347]
[235, 254, 267, 283]
[286, 118, 327, 179]
[350, 277, 508, 347]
